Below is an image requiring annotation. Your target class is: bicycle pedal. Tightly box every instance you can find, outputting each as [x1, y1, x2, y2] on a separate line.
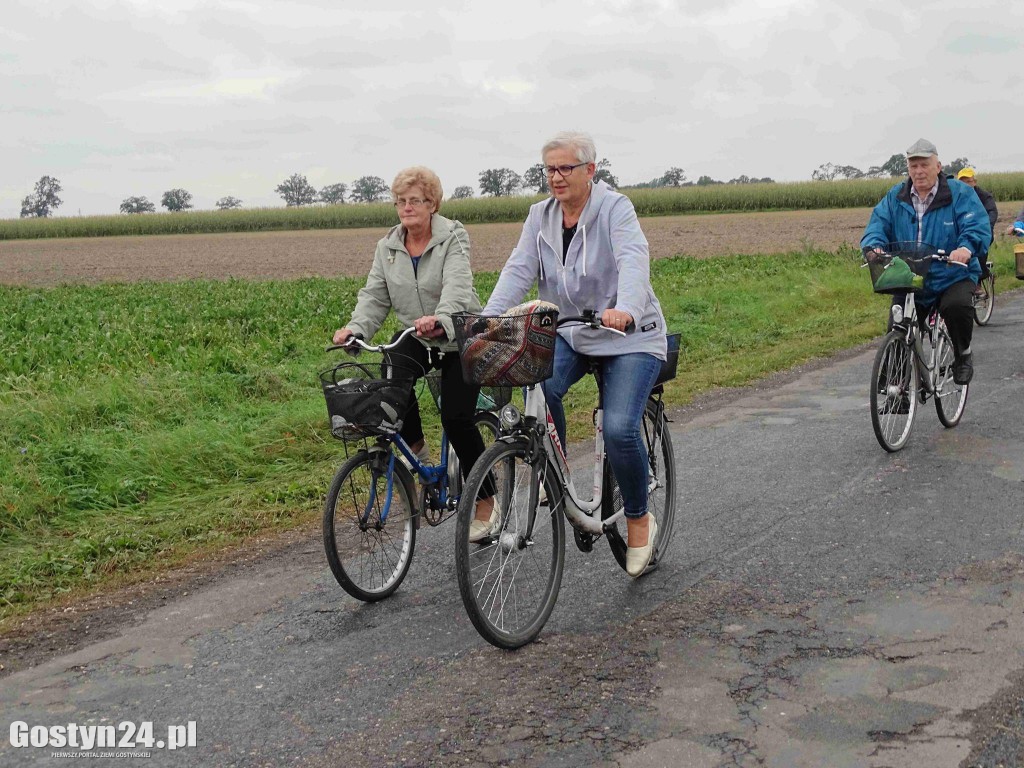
[573, 528, 595, 553]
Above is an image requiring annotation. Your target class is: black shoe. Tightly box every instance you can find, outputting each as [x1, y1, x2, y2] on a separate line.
[953, 353, 973, 385]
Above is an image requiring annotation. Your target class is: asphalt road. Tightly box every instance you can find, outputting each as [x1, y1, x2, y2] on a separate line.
[2, 291, 1023, 768]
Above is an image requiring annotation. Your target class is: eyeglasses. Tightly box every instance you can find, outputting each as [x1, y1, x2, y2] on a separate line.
[394, 198, 430, 208]
[544, 162, 588, 178]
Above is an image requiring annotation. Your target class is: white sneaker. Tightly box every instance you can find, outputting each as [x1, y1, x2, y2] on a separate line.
[468, 507, 500, 543]
[625, 515, 657, 578]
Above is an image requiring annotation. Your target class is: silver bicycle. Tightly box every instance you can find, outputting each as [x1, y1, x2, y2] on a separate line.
[864, 242, 970, 452]
[451, 309, 677, 648]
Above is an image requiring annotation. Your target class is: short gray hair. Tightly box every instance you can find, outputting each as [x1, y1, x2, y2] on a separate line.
[541, 131, 597, 164]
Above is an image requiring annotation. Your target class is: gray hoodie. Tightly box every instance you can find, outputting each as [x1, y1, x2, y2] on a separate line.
[346, 213, 482, 350]
[484, 180, 667, 360]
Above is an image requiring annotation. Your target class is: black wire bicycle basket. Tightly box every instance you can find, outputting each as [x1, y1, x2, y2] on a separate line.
[423, 370, 513, 412]
[320, 354, 423, 441]
[863, 241, 936, 294]
[453, 305, 559, 387]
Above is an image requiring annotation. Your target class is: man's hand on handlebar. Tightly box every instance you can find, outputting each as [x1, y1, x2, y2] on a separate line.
[332, 327, 354, 346]
[949, 247, 971, 265]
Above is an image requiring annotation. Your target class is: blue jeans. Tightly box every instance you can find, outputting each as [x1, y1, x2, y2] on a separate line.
[541, 335, 662, 519]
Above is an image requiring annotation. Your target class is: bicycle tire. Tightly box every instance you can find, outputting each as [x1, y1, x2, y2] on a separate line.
[602, 399, 676, 574]
[323, 448, 417, 602]
[934, 325, 969, 427]
[973, 273, 995, 326]
[455, 439, 565, 649]
[870, 330, 918, 452]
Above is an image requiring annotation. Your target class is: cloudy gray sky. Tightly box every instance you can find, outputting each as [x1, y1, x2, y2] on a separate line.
[2, 0, 1021, 218]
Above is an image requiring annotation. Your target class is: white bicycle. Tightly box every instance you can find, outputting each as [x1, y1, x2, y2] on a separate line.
[451, 308, 678, 649]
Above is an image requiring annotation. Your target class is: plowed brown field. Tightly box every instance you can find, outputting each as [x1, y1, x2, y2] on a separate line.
[2, 206, 1015, 286]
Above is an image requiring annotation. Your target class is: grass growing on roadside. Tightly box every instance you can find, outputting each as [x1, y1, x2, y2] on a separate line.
[1, 243, 1019, 621]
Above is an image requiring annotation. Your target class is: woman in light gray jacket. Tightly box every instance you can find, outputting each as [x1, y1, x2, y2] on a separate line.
[333, 166, 493, 526]
[483, 132, 668, 576]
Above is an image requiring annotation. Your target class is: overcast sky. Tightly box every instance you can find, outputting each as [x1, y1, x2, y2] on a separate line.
[2, 0, 1021, 218]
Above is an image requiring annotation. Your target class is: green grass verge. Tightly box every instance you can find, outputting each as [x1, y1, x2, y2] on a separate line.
[5, 173, 1023, 240]
[1, 243, 1020, 621]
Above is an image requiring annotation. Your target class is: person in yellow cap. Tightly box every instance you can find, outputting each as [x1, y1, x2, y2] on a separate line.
[956, 168, 998, 241]
[955, 167, 997, 290]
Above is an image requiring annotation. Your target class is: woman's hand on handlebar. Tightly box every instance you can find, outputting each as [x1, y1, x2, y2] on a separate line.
[601, 308, 634, 333]
[332, 327, 355, 346]
[414, 315, 446, 338]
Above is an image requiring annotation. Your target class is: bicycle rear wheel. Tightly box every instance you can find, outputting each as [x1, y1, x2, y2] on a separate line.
[602, 399, 676, 574]
[934, 325, 969, 427]
[455, 440, 565, 649]
[870, 330, 919, 452]
[973, 272, 995, 326]
[323, 448, 417, 602]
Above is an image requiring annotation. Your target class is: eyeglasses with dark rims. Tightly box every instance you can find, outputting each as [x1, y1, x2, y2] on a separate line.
[544, 162, 588, 178]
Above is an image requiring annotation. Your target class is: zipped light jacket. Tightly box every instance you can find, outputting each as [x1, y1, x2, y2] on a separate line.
[346, 214, 482, 350]
[484, 180, 667, 360]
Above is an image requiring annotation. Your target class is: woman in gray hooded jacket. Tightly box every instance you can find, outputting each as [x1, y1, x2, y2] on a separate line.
[483, 132, 668, 577]
[333, 166, 494, 526]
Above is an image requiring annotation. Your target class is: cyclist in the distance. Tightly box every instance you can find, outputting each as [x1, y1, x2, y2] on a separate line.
[954, 167, 997, 293]
[1004, 204, 1024, 236]
[481, 131, 668, 577]
[861, 138, 991, 384]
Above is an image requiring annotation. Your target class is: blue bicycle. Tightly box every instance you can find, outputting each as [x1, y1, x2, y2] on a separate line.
[320, 327, 502, 602]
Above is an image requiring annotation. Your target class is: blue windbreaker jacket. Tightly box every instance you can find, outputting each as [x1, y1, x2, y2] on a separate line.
[861, 175, 990, 302]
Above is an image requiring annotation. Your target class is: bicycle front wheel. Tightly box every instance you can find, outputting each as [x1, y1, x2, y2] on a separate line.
[934, 325, 969, 427]
[973, 273, 995, 326]
[870, 330, 919, 452]
[455, 440, 565, 649]
[602, 399, 677, 574]
[323, 448, 417, 602]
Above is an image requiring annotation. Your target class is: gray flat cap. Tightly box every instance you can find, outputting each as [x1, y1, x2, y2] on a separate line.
[906, 138, 938, 158]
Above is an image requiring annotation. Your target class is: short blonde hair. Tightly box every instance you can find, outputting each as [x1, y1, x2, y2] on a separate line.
[541, 131, 597, 164]
[392, 166, 443, 213]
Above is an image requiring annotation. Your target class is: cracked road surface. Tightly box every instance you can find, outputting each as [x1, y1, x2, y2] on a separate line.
[2, 292, 1023, 767]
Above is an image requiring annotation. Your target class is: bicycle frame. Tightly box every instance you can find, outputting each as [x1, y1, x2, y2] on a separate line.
[521, 381, 625, 536]
[891, 295, 954, 401]
[331, 326, 459, 523]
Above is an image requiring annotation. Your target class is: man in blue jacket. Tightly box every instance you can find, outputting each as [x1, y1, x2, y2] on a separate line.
[861, 138, 991, 384]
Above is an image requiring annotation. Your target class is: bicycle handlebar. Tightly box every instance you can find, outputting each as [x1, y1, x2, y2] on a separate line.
[861, 247, 968, 268]
[325, 325, 419, 353]
[556, 311, 634, 336]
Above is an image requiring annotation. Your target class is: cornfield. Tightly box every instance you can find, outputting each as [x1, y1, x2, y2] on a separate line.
[4, 173, 1022, 241]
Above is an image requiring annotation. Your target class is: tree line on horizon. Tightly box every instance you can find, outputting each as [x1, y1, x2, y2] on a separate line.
[15, 150, 973, 218]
